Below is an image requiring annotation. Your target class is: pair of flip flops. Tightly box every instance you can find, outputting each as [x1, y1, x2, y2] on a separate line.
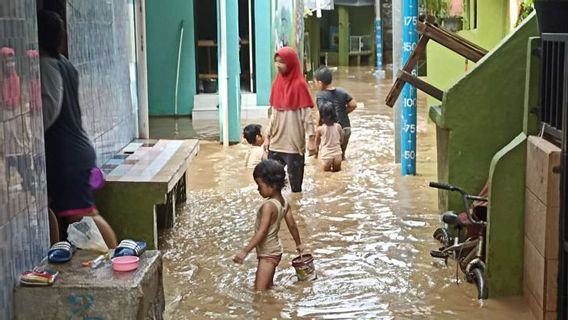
[48, 241, 75, 264]
[113, 240, 147, 258]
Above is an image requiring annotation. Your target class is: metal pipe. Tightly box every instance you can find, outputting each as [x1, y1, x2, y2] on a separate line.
[174, 20, 185, 134]
[135, 0, 149, 139]
[248, 0, 254, 92]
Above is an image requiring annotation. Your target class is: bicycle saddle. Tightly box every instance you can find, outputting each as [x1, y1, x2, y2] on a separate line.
[441, 211, 461, 225]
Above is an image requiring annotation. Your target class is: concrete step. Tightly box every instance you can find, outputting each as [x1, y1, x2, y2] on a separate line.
[192, 93, 269, 120]
[14, 250, 164, 320]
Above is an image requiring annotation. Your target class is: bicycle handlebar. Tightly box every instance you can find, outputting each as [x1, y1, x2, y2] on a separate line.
[429, 181, 486, 224]
[467, 195, 488, 202]
[428, 182, 457, 191]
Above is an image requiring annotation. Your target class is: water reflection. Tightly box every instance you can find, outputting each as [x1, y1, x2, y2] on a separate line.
[160, 68, 531, 319]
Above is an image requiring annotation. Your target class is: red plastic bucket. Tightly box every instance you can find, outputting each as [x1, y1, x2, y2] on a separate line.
[292, 254, 317, 281]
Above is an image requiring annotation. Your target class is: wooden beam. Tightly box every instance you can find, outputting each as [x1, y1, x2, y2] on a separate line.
[385, 36, 429, 107]
[417, 21, 488, 62]
[398, 70, 444, 101]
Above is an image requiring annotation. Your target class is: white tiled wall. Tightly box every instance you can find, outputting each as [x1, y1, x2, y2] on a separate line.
[0, 1, 137, 318]
[0, 1, 49, 318]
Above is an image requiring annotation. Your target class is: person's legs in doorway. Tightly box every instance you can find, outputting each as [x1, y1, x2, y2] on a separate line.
[49, 169, 118, 248]
[64, 212, 117, 249]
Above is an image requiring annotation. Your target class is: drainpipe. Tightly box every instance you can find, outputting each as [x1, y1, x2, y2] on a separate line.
[375, 0, 385, 78]
[248, 0, 254, 92]
[392, 0, 402, 163]
[135, 0, 149, 139]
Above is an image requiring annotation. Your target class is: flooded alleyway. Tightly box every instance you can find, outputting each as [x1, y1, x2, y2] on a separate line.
[158, 68, 531, 319]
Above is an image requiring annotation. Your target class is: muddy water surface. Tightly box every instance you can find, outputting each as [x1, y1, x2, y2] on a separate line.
[158, 68, 531, 319]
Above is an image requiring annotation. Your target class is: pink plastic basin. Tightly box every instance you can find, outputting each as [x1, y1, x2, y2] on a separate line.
[111, 256, 139, 272]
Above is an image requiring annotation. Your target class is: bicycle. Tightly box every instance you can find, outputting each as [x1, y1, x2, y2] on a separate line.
[429, 182, 489, 300]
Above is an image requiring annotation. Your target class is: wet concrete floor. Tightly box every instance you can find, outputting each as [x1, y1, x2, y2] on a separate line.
[154, 68, 532, 319]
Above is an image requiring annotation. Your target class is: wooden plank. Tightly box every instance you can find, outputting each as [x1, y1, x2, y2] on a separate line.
[417, 21, 487, 62]
[385, 36, 430, 107]
[418, 21, 487, 55]
[198, 73, 218, 80]
[197, 40, 216, 47]
[398, 70, 444, 101]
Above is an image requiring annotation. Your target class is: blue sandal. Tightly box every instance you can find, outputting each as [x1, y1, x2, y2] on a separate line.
[113, 240, 147, 258]
[47, 241, 74, 263]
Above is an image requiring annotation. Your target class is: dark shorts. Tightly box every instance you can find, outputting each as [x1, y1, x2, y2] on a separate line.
[47, 169, 97, 218]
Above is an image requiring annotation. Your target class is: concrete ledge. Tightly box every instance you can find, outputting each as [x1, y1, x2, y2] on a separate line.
[14, 250, 164, 320]
[192, 93, 269, 120]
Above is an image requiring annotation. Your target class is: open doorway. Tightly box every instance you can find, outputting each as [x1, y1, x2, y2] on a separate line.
[195, 0, 218, 94]
[238, 0, 255, 93]
[36, 0, 69, 57]
[194, 1, 256, 94]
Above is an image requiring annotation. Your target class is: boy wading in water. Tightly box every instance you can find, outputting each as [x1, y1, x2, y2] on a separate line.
[233, 160, 304, 290]
[314, 66, 357, 160]
[264, 47, 317, 193]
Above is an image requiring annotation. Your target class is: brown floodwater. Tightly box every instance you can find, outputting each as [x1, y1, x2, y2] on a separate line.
[157, 68, 532, 319]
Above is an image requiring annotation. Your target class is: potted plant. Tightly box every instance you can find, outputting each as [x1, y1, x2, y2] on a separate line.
[444, 0, 464, 32]
[515, 0, 534, 27]
[533, 0, 568, 33]
[420, 0, 449, 25]
[420, 0, 464, 32]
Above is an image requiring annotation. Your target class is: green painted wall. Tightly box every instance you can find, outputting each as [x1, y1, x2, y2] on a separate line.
[304, 15, 321, 78]
[486, 133, 527, 297]
[426, 0, 510, 107]
[312, 6, 375, 67]
[430, 15, 538, 212]
[484, 35, 541, 297]
[338, 6, 349, 66]
[146, 0, 196, 116]
[349, 6, 375, 66]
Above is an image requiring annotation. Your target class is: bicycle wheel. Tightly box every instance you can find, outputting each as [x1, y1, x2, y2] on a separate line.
[470, 267, 488, 300]
[433, 227, 451, 247]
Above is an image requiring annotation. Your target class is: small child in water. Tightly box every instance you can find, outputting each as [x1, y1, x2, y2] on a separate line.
[233, 159, 304, 290]
[243, 124, 268, 167]
[315, 102, 344, 172]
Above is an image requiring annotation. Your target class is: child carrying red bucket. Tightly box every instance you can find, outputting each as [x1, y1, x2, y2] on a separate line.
[233, 159, 313, 290]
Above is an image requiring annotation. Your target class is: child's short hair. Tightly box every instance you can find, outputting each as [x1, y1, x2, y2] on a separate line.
[243, 124, 262, 144]
[319, 101, 337, 124]
[314, 66, 333, 85]
[253, 159, 286, 190]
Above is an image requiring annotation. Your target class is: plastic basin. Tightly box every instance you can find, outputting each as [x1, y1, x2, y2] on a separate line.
[111, 256, 139, 272]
